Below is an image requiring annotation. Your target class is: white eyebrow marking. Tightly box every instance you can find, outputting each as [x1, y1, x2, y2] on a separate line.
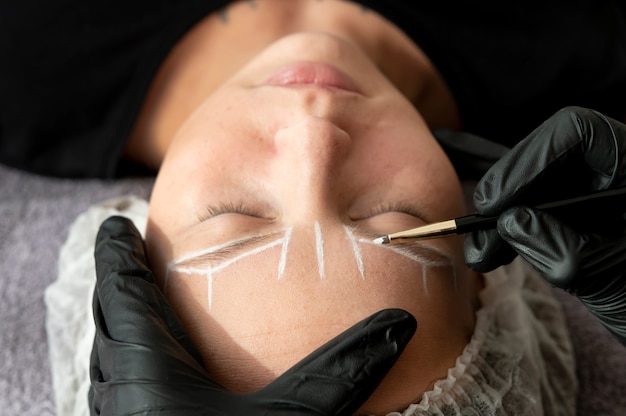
[215, 239, 283, 273]
[344, 226, 365, 279]
[315, 221, 325, 280]
[171, 238, 284, 275]
[357, 238, 454, 296]
[358, 238, 451, 267]
[277, 227, 293, 280]
[207, 270, 214, 309]
[171, 238, 244, 265]
[169, 231, 291, 308]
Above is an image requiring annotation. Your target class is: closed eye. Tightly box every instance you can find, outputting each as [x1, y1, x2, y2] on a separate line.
[198, 201, 424, 222]
[198, 202, 268, 222]
[366, 201, 425, 220]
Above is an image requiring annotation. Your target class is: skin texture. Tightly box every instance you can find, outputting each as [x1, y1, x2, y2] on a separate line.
[125, 0, 459, 169]
[137, 1, 481, 414]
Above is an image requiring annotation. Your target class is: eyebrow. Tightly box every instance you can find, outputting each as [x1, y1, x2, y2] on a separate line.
[170, 232, 284, 271]
[349, 226, 452, 267]
[170, 226, 452, 275]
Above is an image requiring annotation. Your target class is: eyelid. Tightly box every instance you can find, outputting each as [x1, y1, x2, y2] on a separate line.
[198, 201, 269, 222]
[365, 201, 425, 220]
[199, 201, 423, 222]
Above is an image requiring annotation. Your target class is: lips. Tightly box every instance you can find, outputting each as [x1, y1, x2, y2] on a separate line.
[263, 62, 362, 93]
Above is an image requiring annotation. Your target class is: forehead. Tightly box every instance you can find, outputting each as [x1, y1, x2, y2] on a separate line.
[167, 224, 455, 308]
[160, 220, 470, 373]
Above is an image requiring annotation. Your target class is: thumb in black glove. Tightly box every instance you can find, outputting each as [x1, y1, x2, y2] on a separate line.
[90, 215, 417, 415]
[463, 106, 626, 345]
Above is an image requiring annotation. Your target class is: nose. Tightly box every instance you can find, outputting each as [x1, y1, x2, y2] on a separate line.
[272, 117, 351, 221]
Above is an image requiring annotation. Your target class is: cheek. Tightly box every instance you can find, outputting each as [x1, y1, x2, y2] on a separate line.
[148, 98, 262, 231]
[356, 117, 464, 221]
[421, 153, 465, 217]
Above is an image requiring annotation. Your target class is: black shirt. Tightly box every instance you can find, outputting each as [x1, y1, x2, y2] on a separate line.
[1, 0, 625, 178]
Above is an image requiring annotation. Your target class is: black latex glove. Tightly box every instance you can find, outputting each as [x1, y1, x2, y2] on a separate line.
[90, 216, 417, 416]
[464, 106, 626, 345]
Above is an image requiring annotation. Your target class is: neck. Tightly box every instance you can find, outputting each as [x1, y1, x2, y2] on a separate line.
[126, 0, 459, 169]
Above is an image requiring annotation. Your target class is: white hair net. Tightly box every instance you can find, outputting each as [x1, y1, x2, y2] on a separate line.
[388, 258, 577, 416]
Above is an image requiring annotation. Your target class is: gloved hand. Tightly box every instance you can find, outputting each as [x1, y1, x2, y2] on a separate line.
[464, 106, 626, 345]
[90, 216, 417, 416]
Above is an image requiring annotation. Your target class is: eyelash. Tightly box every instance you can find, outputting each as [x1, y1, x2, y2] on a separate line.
[199, 201, 264, 222]
[367, 201, 422, 219]
[198, 201, 421, 222]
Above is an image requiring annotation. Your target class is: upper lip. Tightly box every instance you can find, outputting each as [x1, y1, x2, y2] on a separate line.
[261, 62, 363, 94]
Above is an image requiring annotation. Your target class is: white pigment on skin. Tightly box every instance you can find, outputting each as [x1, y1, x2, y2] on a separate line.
[169, 232, 290, 309]
[315, 221, 325, 279]
[167, 225, 456, 308]
[344, 225, 365, 279]
[358, 238, 455, 296]
[170, 238, 248, 265]
[277, 227, 293, 280]
[170, 238, 284, 276]
[207, 269, 214, 309]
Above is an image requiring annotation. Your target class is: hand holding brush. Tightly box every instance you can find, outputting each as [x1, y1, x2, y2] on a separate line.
[454, 107, 626, 346]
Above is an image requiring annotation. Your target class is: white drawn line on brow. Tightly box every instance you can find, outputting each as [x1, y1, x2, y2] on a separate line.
[277, 227, 293, 280]
[165, 264, 215, 308]
[170, 232, 282, 266]
[170, 239, 237, 265]
[170, 234, 287, 309]
[207, 269, 213, 309]
[357, 237, 452, 268]
[212, 237, 285, 274]
[357, 237, 454, 297]
[170, 237, 284, 276]
[315, 221, 325, 280]
[344, 225, 365, 279]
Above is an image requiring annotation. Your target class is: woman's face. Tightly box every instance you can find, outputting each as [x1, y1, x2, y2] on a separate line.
[147, 33, 480, 414]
